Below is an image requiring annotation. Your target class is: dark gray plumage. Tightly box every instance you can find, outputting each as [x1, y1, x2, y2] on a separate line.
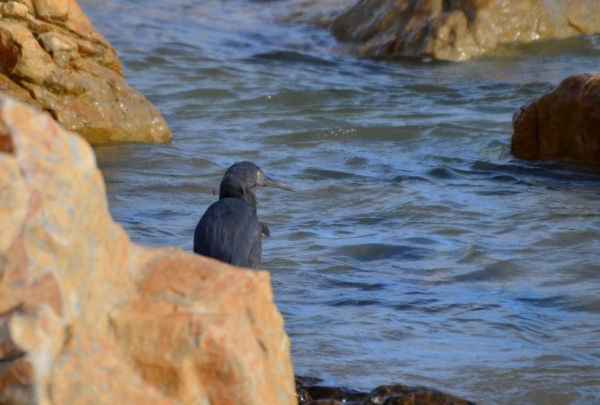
[193, 162, 296, 269]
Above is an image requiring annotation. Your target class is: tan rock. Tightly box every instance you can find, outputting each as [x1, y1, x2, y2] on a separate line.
[0, 147, 26, 252]
[511, 73, 600, 165]
[51, 326, 182, 405]
[0, 72, 38, 107]
[111, 250, 295, 405]
[36, 31, 79, 67]
[0, 356, 37, 405]
[0, 0, 171, 143]
[0, 304, 63, 405]
[0, 97, 296, 404]
[2, 308, 179, 405]
[0, 21, 57, 86]
[1, 1, 31, 18]
[32, 0, 68, 22]
[14, 0, 35, 15]
[331, 0, 600, 61]
[56, 0, 116, 69]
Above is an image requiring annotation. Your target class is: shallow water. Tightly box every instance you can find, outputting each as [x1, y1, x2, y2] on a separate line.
[82, 1, 600, 403]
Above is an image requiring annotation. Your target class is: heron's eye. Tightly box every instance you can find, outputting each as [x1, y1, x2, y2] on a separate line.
[256, 171, 262, 179]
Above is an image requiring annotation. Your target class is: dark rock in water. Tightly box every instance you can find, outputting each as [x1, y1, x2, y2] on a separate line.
[295, 376, 477, 405]
[368, 384, 476, 405]
[296, 386, 313, 404]
[512, 73, 600, 165]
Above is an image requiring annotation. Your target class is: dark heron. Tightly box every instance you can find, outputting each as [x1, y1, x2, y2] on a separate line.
[193, 162, 296, 269]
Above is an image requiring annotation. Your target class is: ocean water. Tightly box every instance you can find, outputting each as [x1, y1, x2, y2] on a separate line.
[82, 1, 600, 403]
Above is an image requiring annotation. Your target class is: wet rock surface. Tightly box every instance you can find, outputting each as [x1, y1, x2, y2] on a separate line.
[511, 73, 600, 165]
[0, 96, 295, 405]
[296, 376, 476, 405]
[0, 0, 171, 143]
[330, 0, 600, 61]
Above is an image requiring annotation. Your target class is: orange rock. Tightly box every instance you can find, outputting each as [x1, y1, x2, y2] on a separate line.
[0, 304, 64, 405]
[0, 0, 171, 143]
[0, 72, 38, 110]
[511, 73, 600, 165]
[1, 1, 30, 18]
[111, 250, 295, 405]
[32, 0, 69, 21]
[13, 0, 34, 15]
[51, 326, 182, 405]
[331, 0, 600, 61]
[0, 97, 297, 405]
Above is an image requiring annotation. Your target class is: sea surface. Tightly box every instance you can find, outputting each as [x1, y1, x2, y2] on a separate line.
[81, 1, 600, 404]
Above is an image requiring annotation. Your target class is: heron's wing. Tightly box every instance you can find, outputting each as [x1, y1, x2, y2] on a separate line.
[194, 198, 262, 269]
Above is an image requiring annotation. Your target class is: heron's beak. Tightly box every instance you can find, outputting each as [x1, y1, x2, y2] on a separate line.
[262, 176, 297, 192]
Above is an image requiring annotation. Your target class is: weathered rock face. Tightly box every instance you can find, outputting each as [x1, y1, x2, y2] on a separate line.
[511, 73, 600, 164]
[0, 0, 171, 143]
[0, 97, 295, 405]
[331, 0, 600, 61]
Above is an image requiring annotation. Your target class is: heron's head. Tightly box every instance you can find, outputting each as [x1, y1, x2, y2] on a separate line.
[219, 162, 296, 208]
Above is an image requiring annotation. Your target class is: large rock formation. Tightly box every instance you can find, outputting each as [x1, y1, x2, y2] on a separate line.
[331, 0, 600, 61]
[511, 73, 600, 164]
[0, 97, 295, 405]
[0, 0, 171, 143]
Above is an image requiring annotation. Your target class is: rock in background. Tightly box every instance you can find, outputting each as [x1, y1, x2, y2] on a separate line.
[0, 0, 171, 143]
[0, 97, 295, 405]
[511, 73, 600, 165]
[331, 0, 600, 61]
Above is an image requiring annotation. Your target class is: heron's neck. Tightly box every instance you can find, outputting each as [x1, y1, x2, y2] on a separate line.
[220, 185, 258, 213]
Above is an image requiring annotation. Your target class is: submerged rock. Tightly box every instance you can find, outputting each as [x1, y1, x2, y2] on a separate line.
[296, 376, 477, 405]
[0, 0, 171, 143]
[0, 97, 295, 404]
[511, 73, 600, 165]
[330, 0, 600, 61]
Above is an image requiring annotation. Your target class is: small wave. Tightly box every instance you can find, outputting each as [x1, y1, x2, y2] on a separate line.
[250, 50, 339, 67]
[333, 243, 429, 262]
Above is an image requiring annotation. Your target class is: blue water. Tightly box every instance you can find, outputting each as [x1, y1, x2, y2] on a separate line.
[83, 1, 600, 403]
